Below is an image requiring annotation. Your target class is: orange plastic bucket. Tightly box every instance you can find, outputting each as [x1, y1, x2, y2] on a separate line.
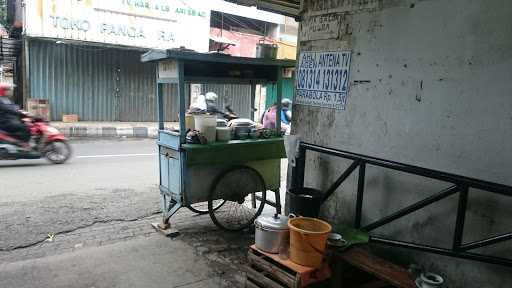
[288, 217, 332, 268]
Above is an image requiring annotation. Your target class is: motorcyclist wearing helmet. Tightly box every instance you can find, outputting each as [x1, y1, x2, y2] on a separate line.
[204, 92, 240, 121]
[0, 83, 31, 143]
[205, 92, 222, 115]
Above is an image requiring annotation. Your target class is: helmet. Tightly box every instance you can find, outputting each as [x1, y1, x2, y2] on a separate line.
[205, 92, 218, 102]
[281, 98, 292, 107]
[0, 83, 13, 97]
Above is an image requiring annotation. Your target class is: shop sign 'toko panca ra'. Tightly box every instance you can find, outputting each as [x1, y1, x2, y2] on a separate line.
[296, 50, 352, 110]
[24, 0, 211, 52]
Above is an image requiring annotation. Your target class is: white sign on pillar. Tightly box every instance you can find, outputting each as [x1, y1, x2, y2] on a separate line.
[158, 60, 178, 79]
[295, 51, 352, 110]
[24, 0, 211, 52]
[300, 14, 343, 41]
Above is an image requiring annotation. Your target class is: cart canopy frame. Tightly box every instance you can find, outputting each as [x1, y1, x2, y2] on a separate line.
[142, 49, 296, 142]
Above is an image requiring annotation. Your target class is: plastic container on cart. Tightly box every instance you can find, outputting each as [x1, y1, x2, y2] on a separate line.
[194, 115, 217, 143]
[216, 127, 232, 142]
[287, 188, 323, 217]
[216, 119, 228, 127]
[185, 114, 195, 130]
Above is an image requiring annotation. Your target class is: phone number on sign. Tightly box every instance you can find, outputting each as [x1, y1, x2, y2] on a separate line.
[296, 90, 347, 110]
[296, 68, 349, 92]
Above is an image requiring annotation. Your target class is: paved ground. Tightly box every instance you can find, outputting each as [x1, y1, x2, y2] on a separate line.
[0, 236, 225, 288]
[0, 138, 278, 287]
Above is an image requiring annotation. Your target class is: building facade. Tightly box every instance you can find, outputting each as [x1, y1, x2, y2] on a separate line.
[288, 0, 512, 287]
[14, 0, 296, 121]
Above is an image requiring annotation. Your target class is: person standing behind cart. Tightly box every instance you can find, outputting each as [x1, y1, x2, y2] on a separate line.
[280, 98, 292, 125]
[261, 98, 292, 133]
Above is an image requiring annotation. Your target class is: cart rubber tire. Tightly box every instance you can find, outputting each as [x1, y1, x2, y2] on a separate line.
[208, 166, 267, 231]
[186, 201, 226, 215]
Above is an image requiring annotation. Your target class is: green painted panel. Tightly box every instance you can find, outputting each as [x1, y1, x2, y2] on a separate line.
[183, 138, 286, 166]
[265, 78, 295, 108]
[183, 159, 281, 205]
[247, 159, 281, 190]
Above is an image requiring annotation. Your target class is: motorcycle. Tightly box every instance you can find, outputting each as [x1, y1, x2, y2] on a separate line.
[0, 115, 71, 164]
[223, 105, 239, 121]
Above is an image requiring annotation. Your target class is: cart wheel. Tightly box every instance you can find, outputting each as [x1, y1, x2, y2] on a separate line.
[187, 201, 226, 215]
[208, 166, 267, 231]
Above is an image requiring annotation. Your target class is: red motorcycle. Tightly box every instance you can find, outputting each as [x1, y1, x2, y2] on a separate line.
[0, 116, 71, 164]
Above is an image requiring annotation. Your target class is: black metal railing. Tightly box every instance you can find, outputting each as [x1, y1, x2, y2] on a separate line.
[291, 142, 512, 267]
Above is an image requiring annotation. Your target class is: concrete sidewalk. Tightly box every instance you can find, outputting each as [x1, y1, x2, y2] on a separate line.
[0, 235, 225, 288]
[0, 207, 253, 288]
[52, 121, 178, 138]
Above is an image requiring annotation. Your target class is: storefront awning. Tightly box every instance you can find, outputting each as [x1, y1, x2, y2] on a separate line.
[209, 35, 238, 46]
[223, 0, 300, 19]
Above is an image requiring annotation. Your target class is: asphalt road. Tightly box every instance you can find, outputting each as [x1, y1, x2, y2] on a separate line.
[0, 138, 158, 202]
[0, 138, 161, 251]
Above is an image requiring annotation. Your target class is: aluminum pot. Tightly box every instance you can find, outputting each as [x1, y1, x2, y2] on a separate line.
[256, 41, 278, 59]
[254, 214, 290, 254]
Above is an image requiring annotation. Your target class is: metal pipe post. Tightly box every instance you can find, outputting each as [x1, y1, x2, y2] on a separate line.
[355, 163, 366, 228]
[453, 186, 469, 250]
[322, 160, 360, 203]
[363, 185, 460, 231]
[250, 82, 256, 121]
[301, 142, 512, 197]
[292, 144, 306, 190]
[177, 60, 186, 143]
[461, 232, 512, 251]
[276, 68, 283, 133]
[156, 82, 164, 130]
[371, 236, 512, 267]
[21, 38, 31, 107]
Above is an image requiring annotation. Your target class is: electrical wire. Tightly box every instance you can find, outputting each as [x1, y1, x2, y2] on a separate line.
[211, 12, 253, 33]
[211, 12, 272, 39]
[224, 14, 264, 35]
[178, 0, 274, 38]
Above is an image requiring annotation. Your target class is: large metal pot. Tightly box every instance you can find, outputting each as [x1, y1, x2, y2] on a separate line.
[255, 214, 289, 254]
[256, 41, 278, 59]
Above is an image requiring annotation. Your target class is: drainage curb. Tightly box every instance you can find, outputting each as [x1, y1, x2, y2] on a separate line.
[55, 126, 159, 139]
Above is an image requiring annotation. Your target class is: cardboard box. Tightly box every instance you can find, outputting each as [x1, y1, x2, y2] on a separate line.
[62, 114, 79, 123]
[27, 99, 50, 120]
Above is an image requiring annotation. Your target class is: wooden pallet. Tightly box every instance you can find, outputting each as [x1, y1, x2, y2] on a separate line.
[246, 245, 331, 288]
[335, 247, 416, 288]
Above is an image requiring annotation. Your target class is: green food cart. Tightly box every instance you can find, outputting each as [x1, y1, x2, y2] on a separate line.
[141, 49, 295, 231]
